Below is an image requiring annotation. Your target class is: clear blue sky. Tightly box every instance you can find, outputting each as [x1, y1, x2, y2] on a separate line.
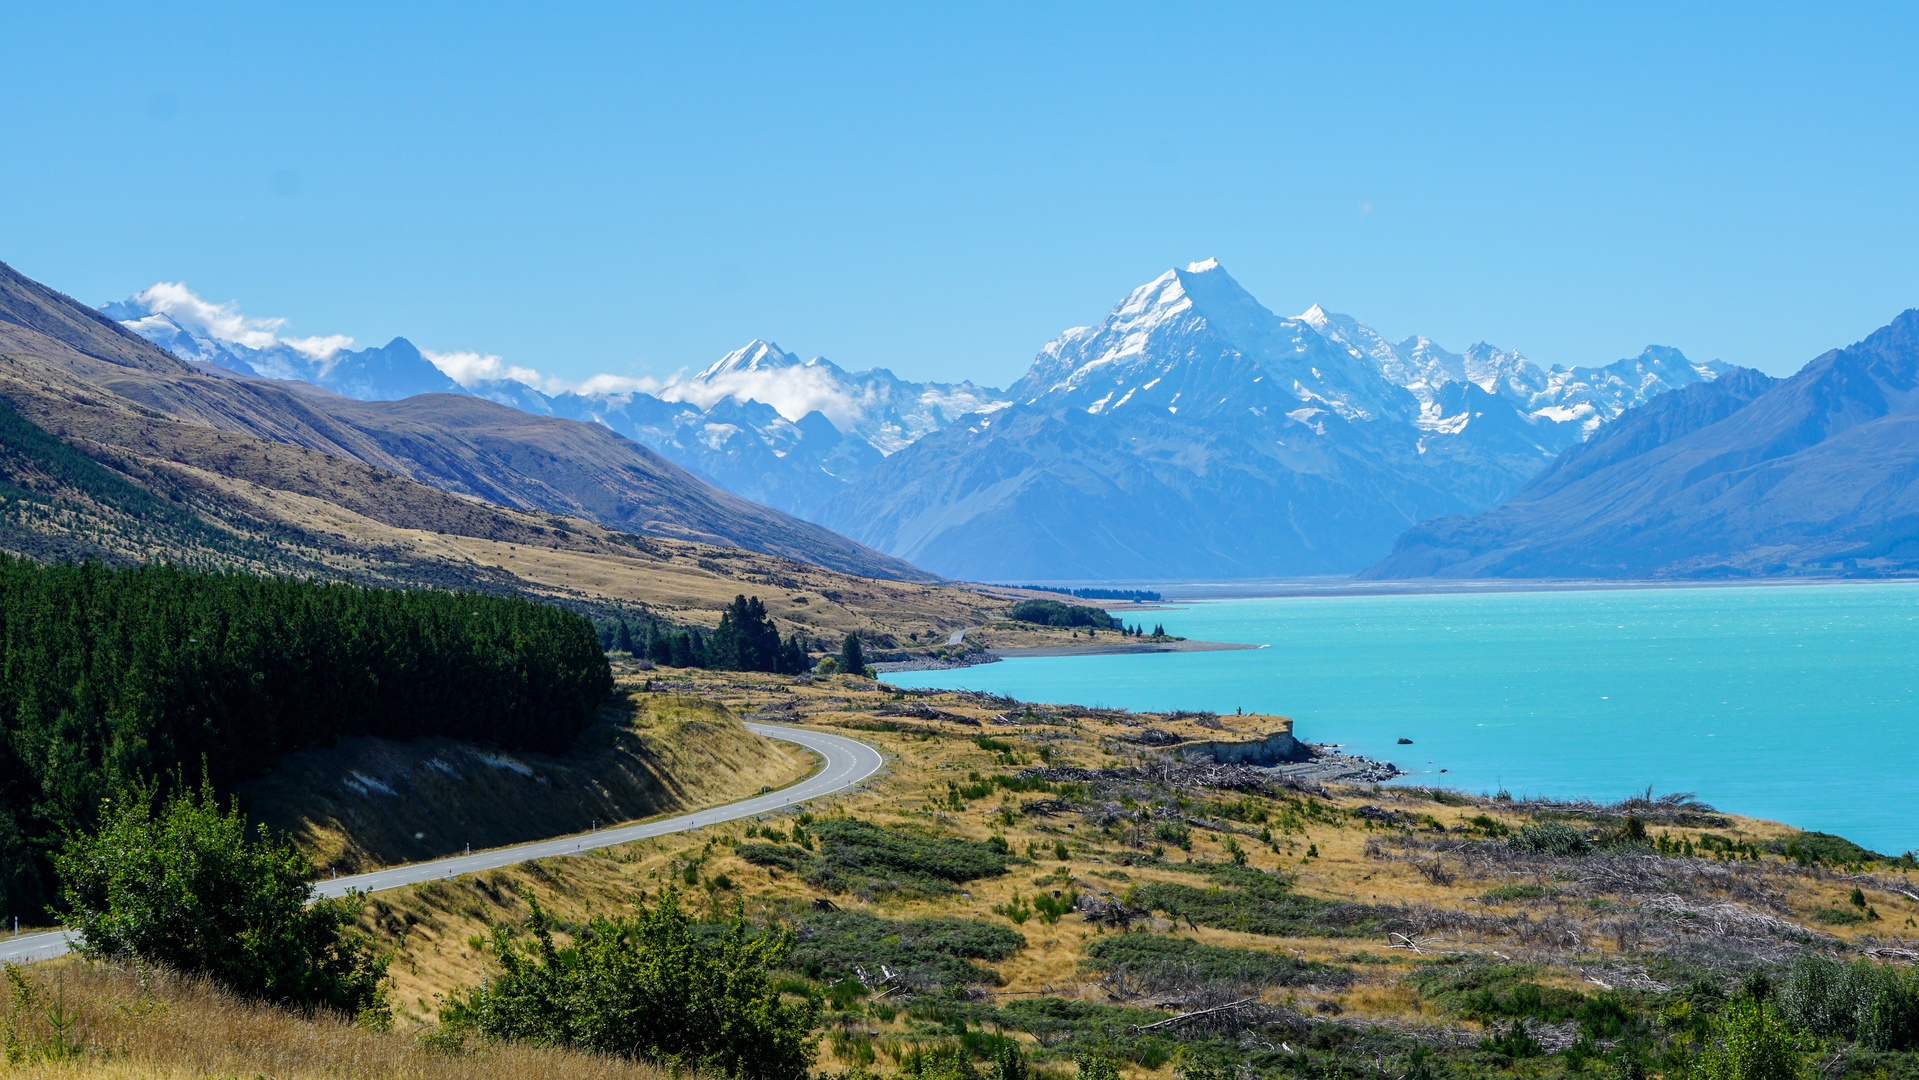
[6, 2, 1918, 387]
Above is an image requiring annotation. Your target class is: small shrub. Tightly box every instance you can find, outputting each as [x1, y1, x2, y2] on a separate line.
[738, 843, 813, 875]
[1692, 997, 1800, 1080]
[805, 819, 1010, 897]
[1478, 884, 1553, 904]
[1506, 822, 1591, 857]
[444, 890, 819, 1080]
[1082, 935, 1341, 989]
[54, 780, 388, 1018]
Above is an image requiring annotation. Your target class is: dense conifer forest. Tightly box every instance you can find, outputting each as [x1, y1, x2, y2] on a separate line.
[0, 557, 613, 918]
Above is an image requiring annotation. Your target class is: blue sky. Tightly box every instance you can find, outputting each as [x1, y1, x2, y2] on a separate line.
[5, 3, 1918, 387]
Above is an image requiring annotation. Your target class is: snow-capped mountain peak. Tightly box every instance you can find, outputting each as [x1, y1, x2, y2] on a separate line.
[1016, 260, 1412, 423]
[695, 339, 806, 380]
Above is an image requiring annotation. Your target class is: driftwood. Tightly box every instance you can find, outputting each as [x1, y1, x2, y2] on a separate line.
[1130, 997, 1257, 1033]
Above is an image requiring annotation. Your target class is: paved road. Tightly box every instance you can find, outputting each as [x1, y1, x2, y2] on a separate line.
[0, 723, 883, 965]
[943, 625, 977, 647]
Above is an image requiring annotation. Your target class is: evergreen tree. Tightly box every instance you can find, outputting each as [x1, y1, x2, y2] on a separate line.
[615, 619, 636, 655]
[647, 622, 674, 665]
[668, 630, 695, 668]
[838, 632, 867, 677]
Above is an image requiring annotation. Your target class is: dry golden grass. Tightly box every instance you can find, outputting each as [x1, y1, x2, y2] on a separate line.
[0, 960, 662, 1080]
[31, 666, 1911, 1073]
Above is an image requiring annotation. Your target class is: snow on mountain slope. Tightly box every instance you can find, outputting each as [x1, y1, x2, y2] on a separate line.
[1015, 259, 1416, 425]
[1298, 304, 1729, 442]
[820, 260, 1609, 579]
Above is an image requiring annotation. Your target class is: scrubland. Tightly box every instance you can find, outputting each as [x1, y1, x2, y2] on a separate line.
[14, 667, 1919, 1078]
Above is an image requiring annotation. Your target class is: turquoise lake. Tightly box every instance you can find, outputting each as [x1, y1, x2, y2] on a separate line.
[883, 582, 1919, 856]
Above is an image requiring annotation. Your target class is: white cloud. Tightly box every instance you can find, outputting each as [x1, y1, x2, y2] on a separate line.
[572, 372, 666, 396]
[657, 365, 865, 429]
[127, 282, 354, 360]
[285, 334, 356, 361]
[422, 349, 548, 389]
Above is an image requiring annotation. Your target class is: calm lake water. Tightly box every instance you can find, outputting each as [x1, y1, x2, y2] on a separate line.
[883, 583, 1919, 856]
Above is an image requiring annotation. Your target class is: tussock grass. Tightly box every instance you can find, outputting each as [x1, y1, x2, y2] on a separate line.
[1, 960, 661, 1080]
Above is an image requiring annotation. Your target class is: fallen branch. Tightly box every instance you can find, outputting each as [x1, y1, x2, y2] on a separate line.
[1131, 997, 1257, 1033]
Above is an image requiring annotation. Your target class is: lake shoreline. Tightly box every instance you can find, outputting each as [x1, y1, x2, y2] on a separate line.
[1008, 573, 1914, 603]
[872, 638, 1257, 673]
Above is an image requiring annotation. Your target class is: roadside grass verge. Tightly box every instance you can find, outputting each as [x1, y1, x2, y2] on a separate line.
[0, 960, 661, 1080]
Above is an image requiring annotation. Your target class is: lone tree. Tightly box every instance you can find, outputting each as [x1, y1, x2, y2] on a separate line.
[445, 890, 819, 1080]
[54, 779, 388, 1019]
[838, 632, 867, 677]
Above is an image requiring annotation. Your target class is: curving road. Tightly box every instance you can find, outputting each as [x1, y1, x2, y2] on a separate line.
[0, 724, 883, 965]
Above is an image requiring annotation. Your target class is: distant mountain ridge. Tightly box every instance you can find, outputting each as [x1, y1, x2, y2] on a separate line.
[106, 263, 1727, 579]
[1364, 309, 1919, 579]
[106, 290, 1003, 522]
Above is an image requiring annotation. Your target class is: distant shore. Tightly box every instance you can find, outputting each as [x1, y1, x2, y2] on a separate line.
[988, 639, 1259, 658]
[998, 574, 1907, 603]
[872, 638, 1257, 673]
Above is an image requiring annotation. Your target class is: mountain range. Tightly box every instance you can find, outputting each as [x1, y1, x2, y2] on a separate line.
[0, 259, 927, 589]
[108, 260, 1726, 580]
[1363, 309, 1919, 579]
[816, 260, 1727, 579]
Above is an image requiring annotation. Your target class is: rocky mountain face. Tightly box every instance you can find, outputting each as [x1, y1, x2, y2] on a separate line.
[814, 260, 1724, 579]
[1364, 310, 1919, 579]
[6, 261, 929, 583]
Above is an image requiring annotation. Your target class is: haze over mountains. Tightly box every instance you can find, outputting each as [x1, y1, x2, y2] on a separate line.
[110, 260, 1728, 580]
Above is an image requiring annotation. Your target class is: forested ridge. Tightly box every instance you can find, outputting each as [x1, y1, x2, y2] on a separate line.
[0, 557, 613, 917]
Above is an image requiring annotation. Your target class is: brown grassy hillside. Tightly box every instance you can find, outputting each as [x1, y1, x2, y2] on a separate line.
[0, 257, 927, 582]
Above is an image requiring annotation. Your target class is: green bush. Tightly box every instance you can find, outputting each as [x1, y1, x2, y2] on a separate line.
[1413, 959, 1638, 1039]
[1129, 866, 1393, 938]
[54, 779, 388, 1018]
[1771, 831, 1884, 866]
[445, 890, 819, 1080]
[1082, 934, 1342, 989]
[786, 910, 1025, 987]
[1505, 822, 1592, 857]
[1693, 997, 1802, 1080]
[804, 819, 1010, 896]
[1477, 884, 1553, 903]
[1776, 955, 1919, 1050]
[738, 843, 813, 874]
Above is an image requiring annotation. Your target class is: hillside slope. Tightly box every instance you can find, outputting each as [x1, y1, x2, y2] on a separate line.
[0, 258, 927, 582]
[1366, 310, 1919, 578]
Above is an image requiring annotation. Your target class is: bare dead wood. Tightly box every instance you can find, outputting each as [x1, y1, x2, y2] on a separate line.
[1130, 998, 1257, 1034]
